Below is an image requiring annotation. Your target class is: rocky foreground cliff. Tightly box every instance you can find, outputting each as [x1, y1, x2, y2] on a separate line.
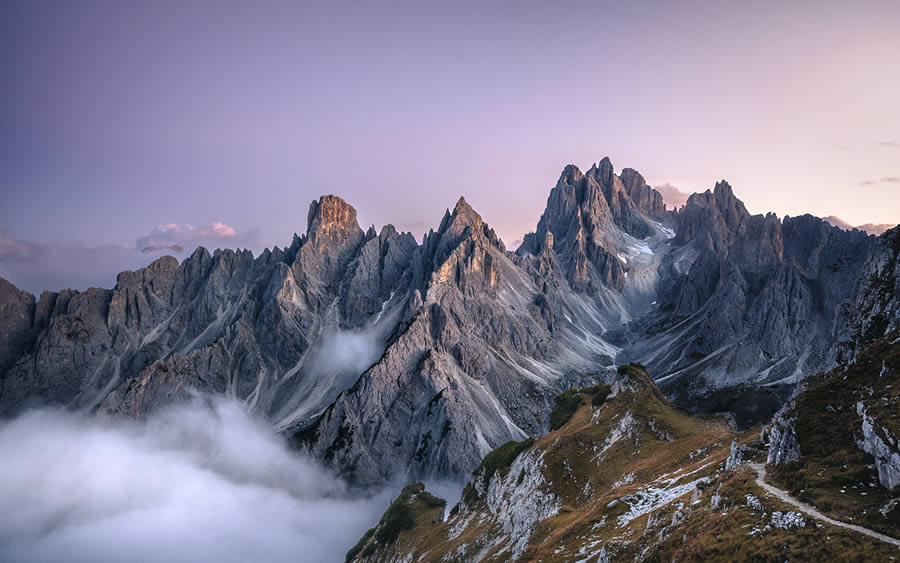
[0, 157, 895, 486]
[348, 363, 900, 561]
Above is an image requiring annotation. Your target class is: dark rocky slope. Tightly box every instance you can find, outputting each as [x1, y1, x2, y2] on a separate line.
[621, 182, 873, 425]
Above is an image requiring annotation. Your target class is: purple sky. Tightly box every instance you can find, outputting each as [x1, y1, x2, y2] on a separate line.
[1, 0, 898, 293]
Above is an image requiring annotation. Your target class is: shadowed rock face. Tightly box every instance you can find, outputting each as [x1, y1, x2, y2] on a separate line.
[587, 157, 657, 239]
[674, 180, 749, 254]
[302, 199, 562, 484]
[0, 160, 894, 485]
[628, 207, 873, 424]
[832, 226, 900, 364]
[0, 278, 36, 375]
[620, 167, 666, 219]
[517, 163, 626, 292]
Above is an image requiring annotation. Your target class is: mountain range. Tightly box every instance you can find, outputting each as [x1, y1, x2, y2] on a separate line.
[0, 156, 895, 489]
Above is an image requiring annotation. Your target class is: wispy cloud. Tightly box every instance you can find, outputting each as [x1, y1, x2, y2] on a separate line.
[859, 177, 899, 186]
[0, 231, 146, 294]
[135, 222, 257, 253]
[393, 220, 432, 239]
[877, 141, 899, 148]
[654, 182, 694, 209]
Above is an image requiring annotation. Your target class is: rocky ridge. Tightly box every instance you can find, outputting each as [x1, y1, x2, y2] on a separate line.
[623, 183, 874, 426]
[0, 157, 895, 486]
[348, 364, 899, 561]
[832, 225, 900, 364]
[763, 335, 900, 537]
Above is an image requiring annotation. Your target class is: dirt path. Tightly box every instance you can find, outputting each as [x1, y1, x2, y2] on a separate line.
[748, 463, 900, 548]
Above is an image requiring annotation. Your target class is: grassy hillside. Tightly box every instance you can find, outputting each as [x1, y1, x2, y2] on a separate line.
[768, 335, 900, 537]
[345, 482, 445, 562]
[349, 363, 900, 562]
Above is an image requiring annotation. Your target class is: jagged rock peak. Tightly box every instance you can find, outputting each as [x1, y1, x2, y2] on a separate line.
[620, 167, 667, 217]
[673, 178, 751, 256]
[452, 196, 479, 223]
[714, 180, 735, 198]
[147, 255, 180, 271]
[183, 245, 212, 266]
[587, 156, 615, 185]
[306, 194, 362, 239]
[438, 197, 479, 235]
[379, 223, 399, 238]
[620, 167, 644, 183]
[558, 164, 585, 185]
[439, 196, 504, 251]
[0, 277, 36, 375]
[684, 180, 740, 208]
[516, 158, 634, 290]
[113, 254, 181, 290]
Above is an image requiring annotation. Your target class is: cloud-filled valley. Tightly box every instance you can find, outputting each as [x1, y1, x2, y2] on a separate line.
[0, 398, 394, 563]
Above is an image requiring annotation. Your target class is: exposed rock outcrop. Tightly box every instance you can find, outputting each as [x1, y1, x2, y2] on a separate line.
[674, 180, 749, 254]
[0, 195, 413, 432]
[518, 163, 627, 291]
[628, 204, 873, 426]
[725, 440, 744, 471]
[484, 450, 559, 559]
[764, 408, 801, 465]
[0, 278, 36, 375]
[833, 226, 900, 364]
[347, 367, 748, 562]
[620, 167, 666, 219]
[300, 199, 563, 485]
[856, 401, 900, 490]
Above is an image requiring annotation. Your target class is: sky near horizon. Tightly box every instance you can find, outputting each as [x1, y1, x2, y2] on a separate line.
[1, 0, 898, 293]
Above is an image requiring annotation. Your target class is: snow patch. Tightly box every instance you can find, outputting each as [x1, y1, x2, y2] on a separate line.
[616, 478, 709, 527]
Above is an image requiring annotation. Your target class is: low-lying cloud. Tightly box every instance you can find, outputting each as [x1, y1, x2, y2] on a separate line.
[0, 230, 153, 295]
[823, 216, 896, 236]
[270, 326, 389, 433]
[0, 398, 393, 563]
[654, 182, 694, 210]
[0, 222, 260, 295]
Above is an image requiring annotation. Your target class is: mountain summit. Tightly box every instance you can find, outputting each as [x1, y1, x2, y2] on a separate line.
[0, 157, 895, 487]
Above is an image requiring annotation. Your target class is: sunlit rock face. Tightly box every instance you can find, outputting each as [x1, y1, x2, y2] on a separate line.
[0, 194, 416, 434]
[0, 159, 894, 485]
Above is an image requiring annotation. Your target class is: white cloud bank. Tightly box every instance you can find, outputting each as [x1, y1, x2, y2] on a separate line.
[0, 399, 392, 563]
